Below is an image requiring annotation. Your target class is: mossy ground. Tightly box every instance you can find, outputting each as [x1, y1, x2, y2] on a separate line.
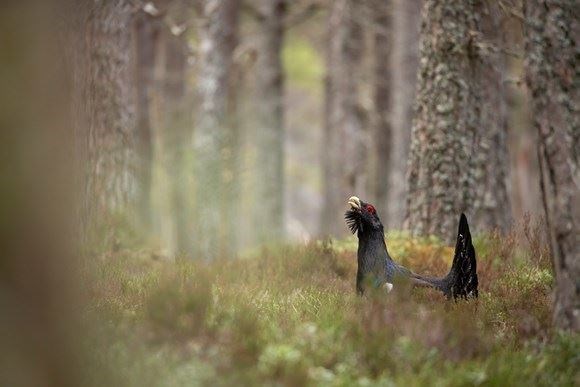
[80, 223, 578, 386]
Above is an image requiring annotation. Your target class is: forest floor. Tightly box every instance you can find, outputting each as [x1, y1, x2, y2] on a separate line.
[80, 220, 579, 386]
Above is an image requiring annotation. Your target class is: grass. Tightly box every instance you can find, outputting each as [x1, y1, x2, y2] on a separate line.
[79, 221, 579, 386]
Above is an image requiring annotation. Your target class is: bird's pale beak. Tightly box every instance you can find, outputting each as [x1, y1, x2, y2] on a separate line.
[348, 196, 361, 210]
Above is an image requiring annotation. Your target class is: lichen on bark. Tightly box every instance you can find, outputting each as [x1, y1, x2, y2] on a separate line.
[406, 0, 483, 243]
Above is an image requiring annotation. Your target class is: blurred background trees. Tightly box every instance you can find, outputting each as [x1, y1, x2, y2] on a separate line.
[387, 0, 422, 229]
[59, 0, 576, 325]
[253, 0, 287, 244]
[321, 0, 365, 236]
[194, 0, 240, 260]
[66, 0, 563, 249]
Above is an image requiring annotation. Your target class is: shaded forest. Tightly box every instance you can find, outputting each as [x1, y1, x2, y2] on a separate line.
[0, 0, 578, 386]
[67, 0, 547, 249]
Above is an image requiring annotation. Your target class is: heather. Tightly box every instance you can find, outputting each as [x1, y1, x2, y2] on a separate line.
[80, 219, 578, 386]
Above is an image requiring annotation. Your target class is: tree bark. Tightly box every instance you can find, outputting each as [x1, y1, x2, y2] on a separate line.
[194, 0, 239, 259]
[405, 0, 483, 243]
[387, 0, 422, 229]
[83, 0, 137, 236]
[373, 1, 393, 226]
[321, 0, 365, 237]
[254, 0, 287, 244]
[524, 0, 579, 331]
[473, 1, 512, 232]
[150, 0, 193, 256]
[163, 26, 190, 255]
[133, 10, 160, 231]
[2, 3, 80, 384]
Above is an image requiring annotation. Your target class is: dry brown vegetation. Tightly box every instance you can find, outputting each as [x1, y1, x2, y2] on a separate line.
[79, 217, 578, 386]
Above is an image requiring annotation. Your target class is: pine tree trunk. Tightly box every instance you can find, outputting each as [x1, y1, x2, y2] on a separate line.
[83, 0, 137, 238]
[405, 0, 482, 243]
[194, 0, 239, 259]
[373, 1, 393, 226]
[2, 3, 80, 384]
[133, 11, 160, 231]
[163, 27, 190, 255]
[255, 0, 286, 243]
[388, 0, 422, 228]
[321, 0, 365, 237]
[473, 2, 512, 232]
[524, 0, 579, 332]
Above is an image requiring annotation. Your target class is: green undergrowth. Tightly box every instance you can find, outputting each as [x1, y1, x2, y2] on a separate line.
[79, 229, 578, 386]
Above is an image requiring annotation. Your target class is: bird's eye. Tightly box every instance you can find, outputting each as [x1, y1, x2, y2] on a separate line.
[366, 204, 376, 214]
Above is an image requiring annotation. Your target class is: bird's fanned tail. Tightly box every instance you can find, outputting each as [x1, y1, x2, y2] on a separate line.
[443, 213, 478, 299]
[412, 213, 478, 299]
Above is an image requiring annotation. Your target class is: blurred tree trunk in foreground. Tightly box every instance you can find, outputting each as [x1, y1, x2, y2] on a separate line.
[524, 0, 579, 332]
[473, 2, 512, 232]
[387, 0, 421, 228]
[372, 0, 393, 225]
[321, 0, 365, 236]
[1, 2, 81, 385]
[83, 0, 137, 238]
[406, 0, 512, 242]
[194, 0, 240, 259]
[254, 0, 287, 243]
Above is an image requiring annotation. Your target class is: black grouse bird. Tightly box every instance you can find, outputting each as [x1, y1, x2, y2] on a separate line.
[345, 196, 478, 299]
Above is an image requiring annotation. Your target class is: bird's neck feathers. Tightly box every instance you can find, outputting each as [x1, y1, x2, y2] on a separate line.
[357, 227, 389, 283]
[358, 225, 386, 244]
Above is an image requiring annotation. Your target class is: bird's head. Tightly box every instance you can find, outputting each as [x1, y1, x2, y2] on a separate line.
[344, 196, 383, 235]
